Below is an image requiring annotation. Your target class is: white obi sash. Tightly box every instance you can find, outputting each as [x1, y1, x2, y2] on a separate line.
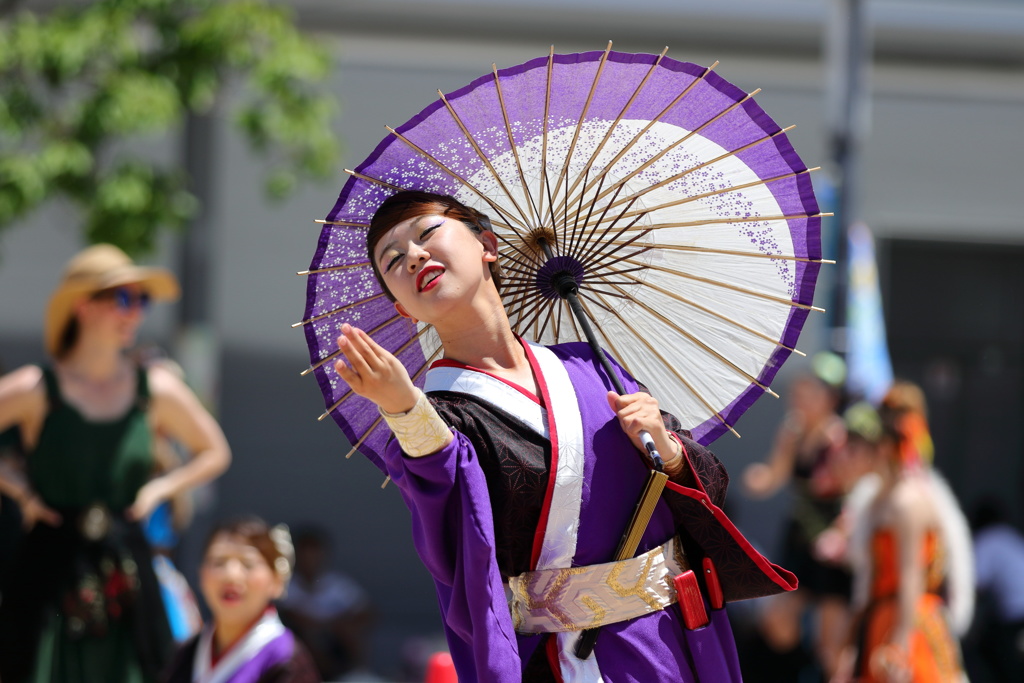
[425, 342, 604, 682]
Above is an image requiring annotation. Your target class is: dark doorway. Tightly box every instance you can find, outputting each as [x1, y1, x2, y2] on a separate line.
[883, 239, 1024, 526]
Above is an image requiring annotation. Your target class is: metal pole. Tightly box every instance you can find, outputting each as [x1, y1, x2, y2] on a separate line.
[177, 111, 220, 409]
[825, 0, 872, 357]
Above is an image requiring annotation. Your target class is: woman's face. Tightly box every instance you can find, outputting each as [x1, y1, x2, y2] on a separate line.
[373, 209, 498, 324]
[200, 533, 284, 631]
[789, 377, 834, 423]
[76, 283, 150, 350]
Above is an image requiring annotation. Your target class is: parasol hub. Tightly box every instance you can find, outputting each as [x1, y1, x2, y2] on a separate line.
[522, 226, 559, 257]
[535, 249, 585, 301]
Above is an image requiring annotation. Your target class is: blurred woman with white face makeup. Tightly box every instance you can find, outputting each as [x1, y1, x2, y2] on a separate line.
[162, 516, 319, 683]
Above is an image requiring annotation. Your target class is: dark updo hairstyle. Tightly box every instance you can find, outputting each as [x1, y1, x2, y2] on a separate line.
[203, 515, 294, 579]
[366, 191, 503, 302]
[876, 380, 933, 468]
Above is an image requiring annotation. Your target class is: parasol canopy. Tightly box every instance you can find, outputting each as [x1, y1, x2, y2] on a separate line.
[299, 44, 828, 474]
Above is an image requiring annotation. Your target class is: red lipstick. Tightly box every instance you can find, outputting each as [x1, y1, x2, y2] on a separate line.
[417, 265, 444, 292]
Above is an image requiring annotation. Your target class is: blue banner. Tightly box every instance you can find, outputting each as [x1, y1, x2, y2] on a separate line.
[845, 222, 894, 404]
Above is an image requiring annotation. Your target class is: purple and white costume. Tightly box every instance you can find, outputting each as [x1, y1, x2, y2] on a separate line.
[384, 341, 796, 682]
[161, 610, 319, 683]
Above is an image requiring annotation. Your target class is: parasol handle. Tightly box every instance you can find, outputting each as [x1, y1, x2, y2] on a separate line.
[538, 239, 665, 472]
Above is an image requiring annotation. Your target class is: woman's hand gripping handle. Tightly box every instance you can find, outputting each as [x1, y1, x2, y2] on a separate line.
[606, 391, 686, 477]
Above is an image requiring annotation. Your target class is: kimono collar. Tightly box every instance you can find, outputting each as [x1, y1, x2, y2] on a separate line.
[425, 341, 603, 682]
[192, 609, 289, 683]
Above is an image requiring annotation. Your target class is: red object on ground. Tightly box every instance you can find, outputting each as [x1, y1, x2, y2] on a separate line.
[424, 651, 458, 683]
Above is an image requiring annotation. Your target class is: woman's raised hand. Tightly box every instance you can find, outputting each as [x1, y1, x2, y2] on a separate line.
[335, 323, 419, 414]
[126, 477, 173, 522]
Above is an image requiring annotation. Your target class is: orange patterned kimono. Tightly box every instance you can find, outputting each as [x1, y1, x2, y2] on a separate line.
[857, 529, 964, 682]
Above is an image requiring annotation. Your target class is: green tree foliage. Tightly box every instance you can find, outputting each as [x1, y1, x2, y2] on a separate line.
[0, 0, 338, 254]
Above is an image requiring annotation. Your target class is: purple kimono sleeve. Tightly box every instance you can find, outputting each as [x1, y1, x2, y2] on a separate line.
[382, 432, 522, 683]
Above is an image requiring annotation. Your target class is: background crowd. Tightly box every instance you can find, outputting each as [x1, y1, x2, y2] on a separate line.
[734, 363, 1013, 682]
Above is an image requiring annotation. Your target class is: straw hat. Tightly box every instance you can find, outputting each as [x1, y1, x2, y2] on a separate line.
[44, 244, 180, 356]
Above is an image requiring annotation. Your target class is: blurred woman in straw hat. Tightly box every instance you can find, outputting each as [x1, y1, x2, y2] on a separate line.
[0, 244, 231, 683]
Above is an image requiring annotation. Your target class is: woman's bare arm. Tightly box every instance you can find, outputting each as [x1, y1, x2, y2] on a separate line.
[0, 366, 62, 527]
[890, 482, 927, 649]
[128, 364, 231, 520]
[0, 366, 44, 438]
[743, 417, 801, 498]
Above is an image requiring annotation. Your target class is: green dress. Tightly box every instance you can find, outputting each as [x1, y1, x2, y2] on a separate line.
[0, 366, 173, 683]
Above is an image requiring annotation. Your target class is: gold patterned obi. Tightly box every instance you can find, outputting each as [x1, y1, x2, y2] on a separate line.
[507, 537, 688, 634]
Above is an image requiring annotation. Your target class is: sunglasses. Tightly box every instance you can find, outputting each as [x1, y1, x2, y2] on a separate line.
[91, 286, 151, 311]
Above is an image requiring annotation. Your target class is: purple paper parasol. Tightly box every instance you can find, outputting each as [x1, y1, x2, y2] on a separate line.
[299, 45, 826, 474]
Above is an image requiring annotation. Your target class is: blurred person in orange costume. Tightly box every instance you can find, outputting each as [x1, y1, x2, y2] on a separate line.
[832, 382, 972, 683]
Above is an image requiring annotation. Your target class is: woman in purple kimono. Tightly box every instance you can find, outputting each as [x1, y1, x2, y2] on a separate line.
[335, 191, 797, 682]
[161, 517, 319, 683]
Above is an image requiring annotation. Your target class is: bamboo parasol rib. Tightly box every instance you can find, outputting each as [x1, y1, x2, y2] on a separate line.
[292, 290, 387, 328]
[491, 63, 541, 226]
[562, 46, 670, 203]
[563, 62, 721, 212]
[548, 41, 614, 204]
[609, 167, 823, 222]
[606, 281, 779, 398]
[588, 288, 741, 438]
[438, 90, 534, 230]
[384, 126, 532, 234]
